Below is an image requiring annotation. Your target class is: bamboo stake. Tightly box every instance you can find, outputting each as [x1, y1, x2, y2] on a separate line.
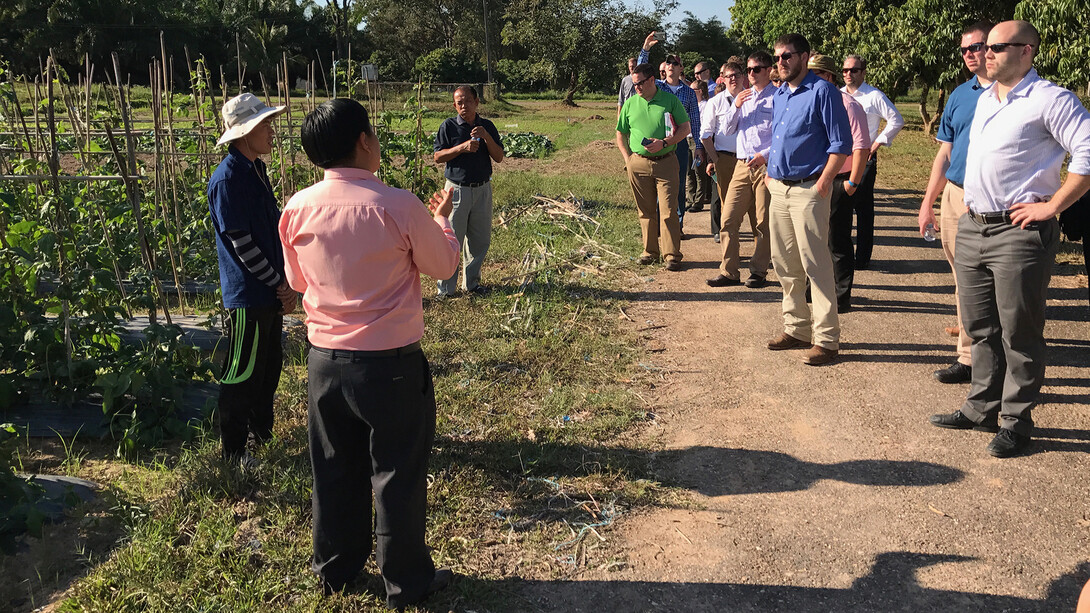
[149, 60, 185, 317]
[44, 57, 75, 375]
[111, 52, 170, 326]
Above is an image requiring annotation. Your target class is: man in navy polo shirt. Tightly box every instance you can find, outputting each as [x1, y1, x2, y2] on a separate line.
[918, 20, 993, 385]
[208, 93, 296, 467]
[764, 33, 852, 366]
[433, 85, 505, 298]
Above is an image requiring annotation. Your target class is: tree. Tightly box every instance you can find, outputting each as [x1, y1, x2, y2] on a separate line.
[673, 12, 743, 67]
[501, 0, 659, 105]
[1015, 0, 1090, 94]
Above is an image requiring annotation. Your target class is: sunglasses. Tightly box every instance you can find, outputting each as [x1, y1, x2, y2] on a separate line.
[959, 42, 986, 55]
[665, 60, 681, 67]
[986, 42, 1031, 53]
[842, 67, 863, 74]
[746, 65, 770, 74]
[634, 75, 655, 87]
[696, 67, 710, 74]
[724, 73, 740, 80]
[773, 52, 796, 64]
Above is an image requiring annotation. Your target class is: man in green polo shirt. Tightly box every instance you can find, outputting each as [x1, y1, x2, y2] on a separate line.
[616, 62, 691, 271]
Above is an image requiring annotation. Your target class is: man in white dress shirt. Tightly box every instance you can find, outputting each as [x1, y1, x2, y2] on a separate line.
[929, 20, 1090, 458]
[842, 54, 904, 269]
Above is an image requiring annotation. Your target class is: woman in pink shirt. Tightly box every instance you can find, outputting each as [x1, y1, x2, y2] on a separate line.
[279, 98, 459, 607]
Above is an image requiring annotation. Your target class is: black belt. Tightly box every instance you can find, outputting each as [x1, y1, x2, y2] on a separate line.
[636, 152, 672, 160]
[780, 172, 823, 186]
[716, 150, 736, 157]
[451, 180, 490, 188]
[967, 209, 1012, 225]
[310, 341, 422, 359]
[948, 179, 964, 189]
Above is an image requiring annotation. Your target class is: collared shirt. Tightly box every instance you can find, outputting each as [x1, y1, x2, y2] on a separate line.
[838, 92, 872, 175]
[207, 145, 284, 309]
[433, 114, 503, 184]
[699, 91, 737, 153]
[279, 168, 460, 351]
[637, 49, 703, 149]
[707, 80, 718, 97]
[617, 88, 690, 156]
[842, 82, 904, 147]
[964, 68, 1090, 214]
[618, 74, 636, 107]
[720, 82, 776, 159]
[936, 76, 986, 186]
[767, 71, 852, 181]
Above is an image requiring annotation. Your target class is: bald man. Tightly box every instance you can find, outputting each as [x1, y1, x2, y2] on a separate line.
[929, 20, 1090, 457]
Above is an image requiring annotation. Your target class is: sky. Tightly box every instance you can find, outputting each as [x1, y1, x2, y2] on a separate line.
[623, 0, 734, 29]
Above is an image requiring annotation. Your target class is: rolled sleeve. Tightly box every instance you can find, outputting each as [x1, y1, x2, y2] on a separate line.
[820, 87, 852, 155]
[1046, 91, 1090, 175]
[873, 91, 905, 146]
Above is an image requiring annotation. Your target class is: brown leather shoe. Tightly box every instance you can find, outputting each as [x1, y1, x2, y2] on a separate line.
[767, 333, 809, 350]
[944, 325, 960, 337]
[802, 345, 838, 366]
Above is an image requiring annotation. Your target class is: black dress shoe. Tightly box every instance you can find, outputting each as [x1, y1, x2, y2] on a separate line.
[745, 275, 767, 289]
[987, 429, 1031, 458]
[637, 255, 655, 265]
[929, 409, 999, 432]
[665, 260, 682, 272]
[933, 361, 971, 384]
[389, 568, 454, 610]
[706, 274, 741, 287]
[688, 203, 705, 213]
[467, 284, 491, 296]
[837, 300, 851, 313]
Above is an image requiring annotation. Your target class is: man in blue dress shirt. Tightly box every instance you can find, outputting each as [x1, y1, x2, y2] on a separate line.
[763, 33, 852, 366]
[918, 20, 993, 385]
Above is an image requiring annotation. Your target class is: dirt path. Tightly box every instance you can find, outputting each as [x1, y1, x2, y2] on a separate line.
[520, 189, 1090, 611]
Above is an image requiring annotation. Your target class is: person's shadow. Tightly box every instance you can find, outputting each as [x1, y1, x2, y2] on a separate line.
[654, 446, 964, 496]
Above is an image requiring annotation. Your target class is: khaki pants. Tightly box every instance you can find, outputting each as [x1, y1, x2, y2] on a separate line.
[719, 160, 772, 280]
[627, 154, 682, 262]
[940, 183, 971, 366]
[768, 178, 839, 349]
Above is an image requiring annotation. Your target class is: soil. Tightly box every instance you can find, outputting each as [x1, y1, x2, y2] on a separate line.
[518, 189, 1090, 611]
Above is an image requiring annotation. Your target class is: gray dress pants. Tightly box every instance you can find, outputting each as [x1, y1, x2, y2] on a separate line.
[954, 214, 1059, 435]
[438, 180, 492, 295]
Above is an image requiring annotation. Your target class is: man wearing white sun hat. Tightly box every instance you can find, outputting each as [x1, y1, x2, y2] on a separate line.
[208, 93, 296, 468]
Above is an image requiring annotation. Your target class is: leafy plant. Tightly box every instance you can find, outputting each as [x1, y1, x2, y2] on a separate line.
[501, 132, 554, 158]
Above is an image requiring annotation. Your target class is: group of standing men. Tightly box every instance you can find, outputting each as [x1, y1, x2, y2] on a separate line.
[617, 21, 1090, 457]
[615, 31, 905, 365]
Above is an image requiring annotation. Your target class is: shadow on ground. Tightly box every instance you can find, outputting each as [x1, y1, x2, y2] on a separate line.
[458, 555, 1090, 613]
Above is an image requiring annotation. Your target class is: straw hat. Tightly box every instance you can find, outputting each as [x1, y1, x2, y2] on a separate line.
[216, 93, 286, 146]
[807, 54, 840, 77]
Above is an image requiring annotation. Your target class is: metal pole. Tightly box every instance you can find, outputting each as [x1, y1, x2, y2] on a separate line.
[482, 0, 494, 84]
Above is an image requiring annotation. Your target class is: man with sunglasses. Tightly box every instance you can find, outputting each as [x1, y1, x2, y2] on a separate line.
[616, 63, 691, 271]
[694, 61, 717, 97]
[842, 54, 905, 269]
[929, 20, 1090, 458]
[698, 61, 743, 236]
[918, 21, 994, 386]
[764, 33, 852, 366]
[704, 52, 776, 289]
[639, 32, 704, 236]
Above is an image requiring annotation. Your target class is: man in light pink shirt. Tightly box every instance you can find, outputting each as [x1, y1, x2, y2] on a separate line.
[810, 54, 871, 311]
[279, 98, 459, 608]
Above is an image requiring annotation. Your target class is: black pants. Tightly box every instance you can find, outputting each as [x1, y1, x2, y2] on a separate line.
[308, 346, 437, 608]
[218, 305, 283, 457]
[829, 177, 856, 307]
[854, 156, 878, 266]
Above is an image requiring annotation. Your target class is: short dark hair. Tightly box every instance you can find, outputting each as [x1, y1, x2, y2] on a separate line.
[632, 63, 656, 81]
[301, 98, 373, 169]
[962, 20, 994, 38]
[692, 80, 709, 98]
[748, 51, 774, 67]
[845, 54, 867, 70]
[454, 85, 478, 100]
[774, 33, 810, 55]
[724, 61, 745, 77]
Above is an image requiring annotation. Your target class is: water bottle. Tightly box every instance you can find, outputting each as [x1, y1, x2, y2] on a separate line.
[923, 223, 936, 242]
